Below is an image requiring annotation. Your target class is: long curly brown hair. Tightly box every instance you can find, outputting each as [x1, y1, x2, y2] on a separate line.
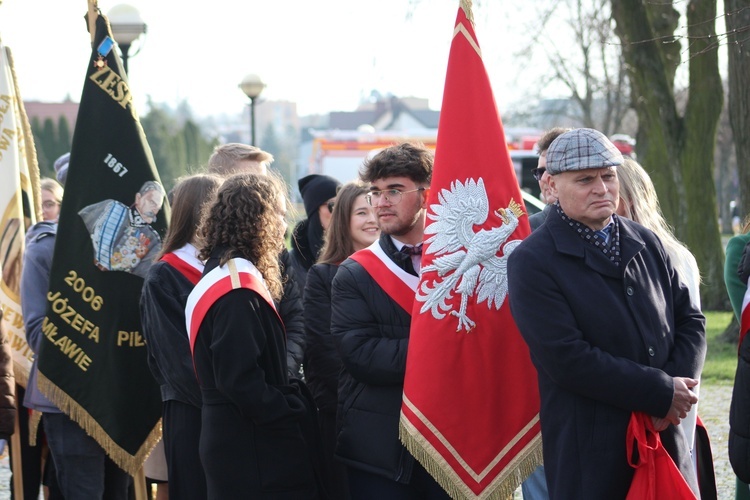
[198, 173, 286, 300]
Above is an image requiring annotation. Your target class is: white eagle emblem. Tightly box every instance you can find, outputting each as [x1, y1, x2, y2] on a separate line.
[416, 177, 524, 332]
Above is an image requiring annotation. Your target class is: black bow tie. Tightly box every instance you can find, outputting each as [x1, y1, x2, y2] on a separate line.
[400, 244, 423, 256]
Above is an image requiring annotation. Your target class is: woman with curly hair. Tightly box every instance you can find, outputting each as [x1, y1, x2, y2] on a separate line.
[140, 173, 223, 500]
[186, 173, 316, 499]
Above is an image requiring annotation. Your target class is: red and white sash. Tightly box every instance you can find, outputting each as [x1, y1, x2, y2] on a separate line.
[160, 243, 203, 285]
[185, 258, 279, 354]
[350, 240, 419, 315]
[741, 281, 750, 349]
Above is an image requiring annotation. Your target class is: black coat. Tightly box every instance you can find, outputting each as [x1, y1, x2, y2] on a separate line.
[330, 234, 416, 483]
[508, 211, 705, 499]
[528, 203, 553, 231]
[729, 238, 750, 482]
[140, 260, 201, 407]
[730, 332, 750, 483]
[279, 249, 305, 378]
[193, 256, 315, 499]
[304, 263, 340, 414]
[290, 215, 325, 294]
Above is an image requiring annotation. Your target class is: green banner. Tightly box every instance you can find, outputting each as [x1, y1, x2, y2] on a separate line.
[37, 12, 166, 474]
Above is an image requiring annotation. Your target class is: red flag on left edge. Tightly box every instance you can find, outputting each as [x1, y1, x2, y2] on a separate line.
[400, 2, 542, 499]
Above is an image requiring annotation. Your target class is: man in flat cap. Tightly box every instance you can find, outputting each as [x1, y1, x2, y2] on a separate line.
[507, 128, 706, 498]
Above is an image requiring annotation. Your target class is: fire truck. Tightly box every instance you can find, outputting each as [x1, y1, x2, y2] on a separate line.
[305, 128, 438, 182]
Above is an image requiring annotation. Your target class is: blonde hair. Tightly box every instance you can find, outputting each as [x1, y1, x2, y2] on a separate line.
[40, 177, 63, 204]
[206, 143, 274, 177]
[617, 158, 700, 289]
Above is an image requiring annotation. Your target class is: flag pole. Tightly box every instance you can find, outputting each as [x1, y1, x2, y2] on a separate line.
[10, 393, 23, 500]
[84, 5, 149, 500]
[460, 0, 474, 24]
[87, 0, 98, 44]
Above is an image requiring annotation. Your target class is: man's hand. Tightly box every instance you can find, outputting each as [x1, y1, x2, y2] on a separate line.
[664, 377, 699, 426]
[651, 416, 670, 432]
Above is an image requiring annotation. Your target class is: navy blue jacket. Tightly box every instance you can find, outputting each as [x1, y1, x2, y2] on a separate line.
[508, 211, 705, 499]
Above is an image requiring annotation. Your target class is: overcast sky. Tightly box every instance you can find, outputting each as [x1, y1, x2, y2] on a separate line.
[0, 0, 545, 118]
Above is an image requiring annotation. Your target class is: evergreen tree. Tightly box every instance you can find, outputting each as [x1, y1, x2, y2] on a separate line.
[57, 116, 72, 155]
[261, 123, 298, 188]
[140, 101, 219, 192]
[30, 116, 51, 178]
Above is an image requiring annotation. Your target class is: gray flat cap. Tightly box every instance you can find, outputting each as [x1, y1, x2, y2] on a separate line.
[546, 128, 624, 175]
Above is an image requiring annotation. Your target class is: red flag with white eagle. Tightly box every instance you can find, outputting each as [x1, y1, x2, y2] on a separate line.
[399, 2, 542, 498]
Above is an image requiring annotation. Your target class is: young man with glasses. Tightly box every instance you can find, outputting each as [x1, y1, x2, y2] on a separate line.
[528, 127, 570, 232]
[330, 143, 449, 499]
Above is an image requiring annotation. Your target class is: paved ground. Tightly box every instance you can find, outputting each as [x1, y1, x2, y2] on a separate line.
[700, 382, 736, 499]
[510, 382, 736, 499]
[0, 383, 738, 499]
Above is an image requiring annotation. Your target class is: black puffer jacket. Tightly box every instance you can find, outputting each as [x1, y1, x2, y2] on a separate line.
[303, 263, 340, 413]
[330, 234, 416, 483]
[290, 214, 325, 296]
[279, 249, 305, 378]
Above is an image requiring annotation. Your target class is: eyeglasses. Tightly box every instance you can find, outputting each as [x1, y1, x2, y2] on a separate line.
[531, 167, 546, 182]
[365, 187, 426, 206]
[327, 200, 335, 212]
[42, 201, 60, 209]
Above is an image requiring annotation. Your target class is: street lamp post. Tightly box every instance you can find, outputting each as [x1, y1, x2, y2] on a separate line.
[239, 74, 266, 146]
[108, 4, 147, 74]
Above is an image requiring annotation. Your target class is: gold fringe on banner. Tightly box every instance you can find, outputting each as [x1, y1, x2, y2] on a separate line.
[37, 371, 161, 476]
[6, 46, 42, 223]
[400, 420, 543, 500]
[28, 410, 41, 446]
[14, 368, 28, 390]
[6, 44, 42, 388]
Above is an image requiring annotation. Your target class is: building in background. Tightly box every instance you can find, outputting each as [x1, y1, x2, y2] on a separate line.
[300, 94, 439, 183]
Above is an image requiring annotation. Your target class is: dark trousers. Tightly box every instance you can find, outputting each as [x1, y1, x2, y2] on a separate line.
[347, 461, 451, 500]
[319, 410, 349, 499]
[162, 400, 206, 500]
[44, 412, 129, 500]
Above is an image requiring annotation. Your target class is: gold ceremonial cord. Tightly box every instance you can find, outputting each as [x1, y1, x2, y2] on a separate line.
[87, 1, 99, 44]
[460, 0, 474, 25]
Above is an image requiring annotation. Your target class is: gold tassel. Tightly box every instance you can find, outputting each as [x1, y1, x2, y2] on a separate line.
[28, 410, 41, 446]
[37, 371, 161, 476]
[400, 421, 543, 499]
[6, 46, 42, 223]
[460, 0, 474, 26]
[13, 367, 28, 390]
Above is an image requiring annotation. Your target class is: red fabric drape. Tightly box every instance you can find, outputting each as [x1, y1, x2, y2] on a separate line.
[399, 4, 542, 498]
